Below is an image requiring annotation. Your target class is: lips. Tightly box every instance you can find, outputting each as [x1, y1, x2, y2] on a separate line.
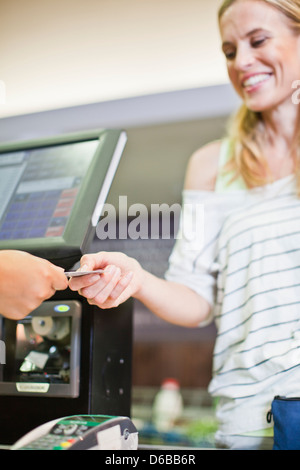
[242, 73, 272, 88]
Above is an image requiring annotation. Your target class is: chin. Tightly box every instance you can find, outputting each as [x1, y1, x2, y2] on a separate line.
[245, 103, 267, 113]
[243, 96, 278, 113]
[242, 88, 294, 113]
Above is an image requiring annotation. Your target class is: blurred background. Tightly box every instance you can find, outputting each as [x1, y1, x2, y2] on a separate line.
[0, 0, 241, 447]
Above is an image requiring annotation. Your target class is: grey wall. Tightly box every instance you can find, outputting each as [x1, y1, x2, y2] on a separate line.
[0, 85, 239, 206]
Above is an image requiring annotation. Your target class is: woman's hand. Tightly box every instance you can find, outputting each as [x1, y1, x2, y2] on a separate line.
[68, 251, 145, 309]
[69, 251, 211, 327]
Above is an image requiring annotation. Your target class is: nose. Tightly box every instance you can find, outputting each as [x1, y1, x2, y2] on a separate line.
[233, 44, 255, 71]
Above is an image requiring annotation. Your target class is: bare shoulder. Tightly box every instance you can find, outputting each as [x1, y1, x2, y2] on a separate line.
[184, 140, 222, 191]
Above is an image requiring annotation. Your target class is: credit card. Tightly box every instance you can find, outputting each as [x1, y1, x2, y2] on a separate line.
[64, 269, 104, 277]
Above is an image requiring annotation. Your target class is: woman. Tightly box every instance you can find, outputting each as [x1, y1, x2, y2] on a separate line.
[69, 0, 300, 449]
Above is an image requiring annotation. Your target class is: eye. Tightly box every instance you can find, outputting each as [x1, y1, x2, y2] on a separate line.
[222, 47, 236, 60]
[225, 51, 236, 60]
[251, 37, 267, 48]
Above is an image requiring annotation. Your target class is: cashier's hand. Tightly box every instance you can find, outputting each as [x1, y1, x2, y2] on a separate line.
[0, 250, 68, 320]
[69, 251, 144, 309]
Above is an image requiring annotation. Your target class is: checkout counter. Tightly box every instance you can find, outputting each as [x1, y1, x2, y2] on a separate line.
[0, 130, 136, 448]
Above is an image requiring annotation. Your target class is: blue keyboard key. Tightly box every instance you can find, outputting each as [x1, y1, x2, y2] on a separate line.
[28, 227, 46, 238]
[0, 231, 12, 239]
[12, 229, 29, 239]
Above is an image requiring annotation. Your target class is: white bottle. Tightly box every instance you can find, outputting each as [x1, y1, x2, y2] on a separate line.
[152, 378, 183, 432]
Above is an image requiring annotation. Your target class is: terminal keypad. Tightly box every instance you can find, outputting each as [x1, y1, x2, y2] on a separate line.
[0, 187, 78, 240]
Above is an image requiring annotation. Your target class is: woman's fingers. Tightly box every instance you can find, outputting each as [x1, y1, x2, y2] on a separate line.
[68, 251, 143, 308]
[80, 266, 121, 302]
[68, 273, 100, 291]
[83, 268, 134, 308]
[109, 271, 134, 301]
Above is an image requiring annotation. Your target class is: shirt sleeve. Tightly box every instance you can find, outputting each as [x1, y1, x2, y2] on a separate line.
[165, 190, 237, 324]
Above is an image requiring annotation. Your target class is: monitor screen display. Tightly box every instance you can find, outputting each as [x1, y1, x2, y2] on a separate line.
[0, 140, 98, 241]
[0, 130, 126, 268]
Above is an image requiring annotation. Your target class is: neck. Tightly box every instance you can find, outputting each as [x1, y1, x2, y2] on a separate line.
[258, 101, 300, 180]
[261, 101, 300, 152]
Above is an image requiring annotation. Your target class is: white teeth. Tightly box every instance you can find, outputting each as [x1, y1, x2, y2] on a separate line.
[243, 73, 271, 87]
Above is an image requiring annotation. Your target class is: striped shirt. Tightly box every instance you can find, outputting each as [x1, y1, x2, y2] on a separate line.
[165, 148, 300, 435]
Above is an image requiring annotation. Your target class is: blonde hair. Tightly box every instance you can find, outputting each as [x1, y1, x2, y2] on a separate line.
[219, 0, 300, 190]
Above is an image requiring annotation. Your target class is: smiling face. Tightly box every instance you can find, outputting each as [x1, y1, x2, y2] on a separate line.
[219, 0, 300, 112]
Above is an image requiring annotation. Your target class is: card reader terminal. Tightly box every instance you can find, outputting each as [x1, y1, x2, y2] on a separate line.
[11, 415, 138, 450]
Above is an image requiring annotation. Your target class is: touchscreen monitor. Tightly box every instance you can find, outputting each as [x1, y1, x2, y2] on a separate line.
[0, 130, 126, 269]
